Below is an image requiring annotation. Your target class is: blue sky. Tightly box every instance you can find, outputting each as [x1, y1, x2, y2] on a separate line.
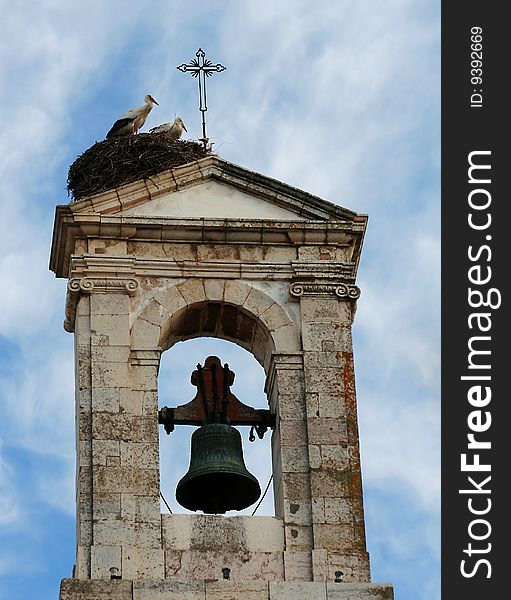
[0, 1, 439, 599]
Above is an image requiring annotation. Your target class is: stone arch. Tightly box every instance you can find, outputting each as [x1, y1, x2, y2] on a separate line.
[131, 278, 301, 370]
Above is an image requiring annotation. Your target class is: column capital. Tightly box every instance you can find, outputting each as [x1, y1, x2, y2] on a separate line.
[64, 277, 139, 333]
[290, 281, 361, 300]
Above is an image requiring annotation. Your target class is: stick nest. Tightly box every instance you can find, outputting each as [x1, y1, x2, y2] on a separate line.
[67, 134, 211, 202]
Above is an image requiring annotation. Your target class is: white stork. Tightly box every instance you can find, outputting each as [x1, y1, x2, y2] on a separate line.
[150, 116, 187, 139]
[106, 94, 159, 138]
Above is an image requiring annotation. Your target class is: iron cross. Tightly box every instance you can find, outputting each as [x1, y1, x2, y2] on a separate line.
[177, 48, 226, 149]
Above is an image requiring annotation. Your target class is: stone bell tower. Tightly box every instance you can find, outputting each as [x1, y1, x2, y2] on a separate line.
[50, 148, 393, 599]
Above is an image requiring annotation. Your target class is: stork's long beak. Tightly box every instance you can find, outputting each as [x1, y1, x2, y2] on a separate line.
[150, 96, 159, 105]
[182, 123, 187, 132]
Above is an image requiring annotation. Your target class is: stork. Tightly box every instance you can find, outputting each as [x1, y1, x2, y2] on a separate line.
[106, 94, 159, 138]
[150, 116, 187, 140]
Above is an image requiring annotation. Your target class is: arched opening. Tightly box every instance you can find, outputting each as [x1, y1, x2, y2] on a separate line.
[158, 336, 274, 516]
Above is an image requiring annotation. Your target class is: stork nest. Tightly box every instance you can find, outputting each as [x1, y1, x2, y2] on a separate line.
[67, 134, 211, 202]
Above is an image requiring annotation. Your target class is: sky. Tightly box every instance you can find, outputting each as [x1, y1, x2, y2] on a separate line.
[0, 1, 439, 599]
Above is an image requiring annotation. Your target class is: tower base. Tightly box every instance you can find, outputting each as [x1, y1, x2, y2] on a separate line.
[59, 578, 394, 600]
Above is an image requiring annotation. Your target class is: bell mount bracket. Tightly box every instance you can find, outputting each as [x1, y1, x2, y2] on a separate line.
[158, 356, 275, 438]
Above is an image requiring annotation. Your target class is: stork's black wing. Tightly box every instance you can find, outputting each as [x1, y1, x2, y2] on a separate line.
[106, 118, 133, 139]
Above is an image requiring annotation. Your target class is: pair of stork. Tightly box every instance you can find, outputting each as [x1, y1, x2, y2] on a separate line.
[106, 94, 187, 140]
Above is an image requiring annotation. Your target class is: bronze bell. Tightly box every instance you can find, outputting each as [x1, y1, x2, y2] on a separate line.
[176, 422, 261, 514]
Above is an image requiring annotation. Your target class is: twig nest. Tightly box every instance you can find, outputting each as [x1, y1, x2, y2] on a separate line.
[67, 133, 211, 202]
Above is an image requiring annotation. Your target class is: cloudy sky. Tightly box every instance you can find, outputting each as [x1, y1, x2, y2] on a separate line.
[0, 1, 439, 599]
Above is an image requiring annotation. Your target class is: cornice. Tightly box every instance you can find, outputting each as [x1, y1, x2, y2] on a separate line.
[50, 211, 366, 280]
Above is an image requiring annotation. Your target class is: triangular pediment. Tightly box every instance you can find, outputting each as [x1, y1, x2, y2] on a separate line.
[68, 156, 359, 223]
[123, 179, 308, 220]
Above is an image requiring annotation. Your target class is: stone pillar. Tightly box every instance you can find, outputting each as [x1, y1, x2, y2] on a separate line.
[290, 280, 370, 583]
[266, 352, 313, 581]
[70, 277, 164, 581]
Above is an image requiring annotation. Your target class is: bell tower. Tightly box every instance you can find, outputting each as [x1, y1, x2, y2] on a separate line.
[51, 150, 393, 599]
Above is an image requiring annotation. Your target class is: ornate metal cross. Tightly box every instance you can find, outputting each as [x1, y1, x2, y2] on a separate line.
[177, 48, 226, 149]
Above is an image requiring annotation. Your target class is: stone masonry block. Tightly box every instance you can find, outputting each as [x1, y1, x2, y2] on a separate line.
[271, 324, 301, 354]
[121, 494, 161, 521]
[92, 345, 131, 364]
[92, 493, 122, 520]
[90, 544, 122, 579]
[282, 551, 313, 582]
[93, 465, 159, 496]
[92, 440, 120, 465]
[75, 545, 91, 579]
[260, 303, 292, 331]
[90, 294, 129, 316]
[313, 524, 361, 553]
[242, 286, 274, 317]
[312, 549, 328, 582]
[282, 472, 311, 502]
[176, 279, 206, 305]
[278, 421, 308, 448]
[280, 446, 309, 473]
[133, 579, 205, 600]
[165, 550, 284, 582]
[77, 294, 91, 317]
[205, 580, 270, 600]
[304, 368, 343, 396]
[326, 583, 394, 600]
[316, 445, 351, 471]
[92, 361, 131, 389]
[276, 393, 306, 421]
[284, 524, 313, 550]
[156, 285, 188, 315]
[130, 365, 159, 392]
[323, 498, 359, 525]
[92, 413, 133, 442]
[310, 470, 351, 499]
[307, 419, 348, 446]
[138, 300, 171, 328]
[93, 518, 161, 547]
[270, 581, 325, 600]
[274, 370, 305, 399]
[131, 318, 161, 351]
[90, 314, 130, 346]
[122, 546, 165, 580]
[92, 388, 121, 413]
[299, 297, 343, 322]
[59, 578, 132, 600]
[283, 498, 312, 526]
[119, 390, 155, 416]
[301, 323, 352, 353]
[326, 552, 371, 584]
[203, 279, 226, 302]
[218, 280, 250, 309]
[120, 441, 159, 469]
[316, 392, 346, 420]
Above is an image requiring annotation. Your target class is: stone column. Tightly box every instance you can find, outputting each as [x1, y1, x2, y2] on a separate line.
[266, 352, 314, 581]
[69, 277, 164, 581]
[291, 281, 371, 583]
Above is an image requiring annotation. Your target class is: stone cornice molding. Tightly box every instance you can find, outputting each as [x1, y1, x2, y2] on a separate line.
[50, 210, 365, 280]
[64, 276, 139, 333]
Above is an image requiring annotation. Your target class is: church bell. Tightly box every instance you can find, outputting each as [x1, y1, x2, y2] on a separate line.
[158, 356, 275, 514]
[176, 422, 261, 514]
